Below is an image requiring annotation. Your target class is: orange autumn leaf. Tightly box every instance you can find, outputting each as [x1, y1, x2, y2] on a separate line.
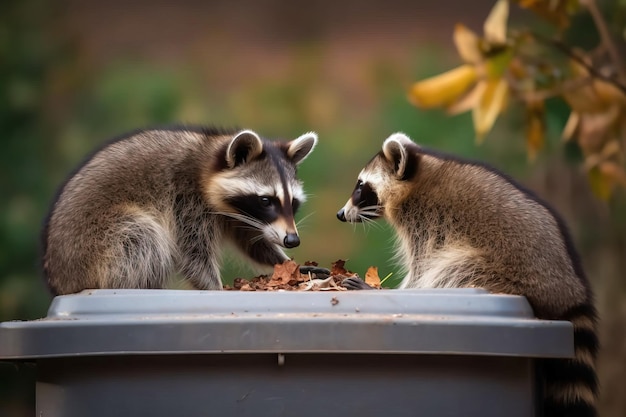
[330, 259, 359, 277]
[365, 266, 382, 287]
[268, 259, 300, 286]
[599, 161, 626, 188]
[587, 165, 614, 201]
[408, 65, 478, 109]
[514, 0, 578, 29]
[526, 100, 546, 161]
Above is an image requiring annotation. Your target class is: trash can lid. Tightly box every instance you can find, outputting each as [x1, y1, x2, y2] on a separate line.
[0, 289, 573, 359]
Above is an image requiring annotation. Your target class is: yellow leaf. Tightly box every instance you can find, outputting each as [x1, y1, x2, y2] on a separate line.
[365, 266, 381, 287]
[588, 165, 614, 200]
[526, 101, 545, 161]
[599, 160, 626, 188]
[453, 24, 483, 64]
[592, 78, 626, 107]
[513, 0, 577, 29]
[446, 81, 487, 115]
[517, 0, 540, 6]
[483, 0, 509, 45]
[577, 106, 621, 154]
[600, 140, 622, 160]
[563, 82, 608, 114]
[561, 60, 620, 114]
[408, 65, 478, 109]
[561, 112, 580, 142]
[485, 48, 514, 78]
[472, 78, 508, 142]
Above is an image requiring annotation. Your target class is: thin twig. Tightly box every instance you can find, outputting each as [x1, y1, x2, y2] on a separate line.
[508, 73, 594, 102]
[579, 0, 625, 79]
[526, 31, 626, 95]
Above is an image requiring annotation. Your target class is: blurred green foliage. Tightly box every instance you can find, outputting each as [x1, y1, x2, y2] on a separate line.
[1, 1, 625, 416]
[1, 0, 624, 321]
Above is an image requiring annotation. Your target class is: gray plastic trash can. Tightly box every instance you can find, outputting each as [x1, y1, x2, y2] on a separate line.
[0, 288, 573, 417]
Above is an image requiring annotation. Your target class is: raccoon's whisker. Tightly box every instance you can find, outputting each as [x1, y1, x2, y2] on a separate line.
[361, 215, 383, 230]
[358, 205, 382, 214]
[359, 214, 383, 233]
[249, 233, 266, 245]
[233, 224, 263, 235]
[358, 216, 370, 234]
[44, 126, 318, 295]
[296, 211, 315, 229]
[214, 211, 266, 230]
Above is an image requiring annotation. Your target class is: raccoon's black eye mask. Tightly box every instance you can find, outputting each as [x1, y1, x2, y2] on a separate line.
[227, 195, 301, 224]
[227, 195, 280, 223]
[352, 180, 378, 209]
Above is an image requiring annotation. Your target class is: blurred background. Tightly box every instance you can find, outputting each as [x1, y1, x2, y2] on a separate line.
[1, 0, 624, 416]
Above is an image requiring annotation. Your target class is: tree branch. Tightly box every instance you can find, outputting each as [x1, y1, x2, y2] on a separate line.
[579, 0, 625, 80]
[507, 73, 594, 103]
[527, 31, 626, 96]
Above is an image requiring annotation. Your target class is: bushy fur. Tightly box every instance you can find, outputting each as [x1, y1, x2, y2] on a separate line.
[338, 132, 598, 417]
[43, 126, 317, 294]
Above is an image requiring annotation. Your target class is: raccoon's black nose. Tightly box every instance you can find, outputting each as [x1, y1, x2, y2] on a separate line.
[284, 233, 300, 248]
[337, 209, 346, 222]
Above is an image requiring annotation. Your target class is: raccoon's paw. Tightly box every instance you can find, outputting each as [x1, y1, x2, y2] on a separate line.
[299, 265, 331, 278]
[341, 276, 374, 290]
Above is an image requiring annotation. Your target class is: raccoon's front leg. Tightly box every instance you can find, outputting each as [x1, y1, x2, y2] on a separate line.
[178, 247, 223, 290]
[176, 231, 224, 290]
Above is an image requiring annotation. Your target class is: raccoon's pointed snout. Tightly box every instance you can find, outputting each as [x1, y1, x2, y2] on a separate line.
[337, 208, 347, 222]
[284, 233, 300, 248]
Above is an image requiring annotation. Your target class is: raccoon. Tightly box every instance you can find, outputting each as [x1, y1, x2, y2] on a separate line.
[43, 126, 317, 295]
[337, 132, 598, 417]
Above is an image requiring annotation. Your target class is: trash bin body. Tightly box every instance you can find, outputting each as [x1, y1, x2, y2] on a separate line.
[0, 289, 573, 417]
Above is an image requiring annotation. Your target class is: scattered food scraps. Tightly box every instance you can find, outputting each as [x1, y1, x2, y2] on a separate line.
[223, 259, 383, 291]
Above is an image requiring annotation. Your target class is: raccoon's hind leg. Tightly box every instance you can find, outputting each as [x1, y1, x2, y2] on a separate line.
[97, 206, 177, 289]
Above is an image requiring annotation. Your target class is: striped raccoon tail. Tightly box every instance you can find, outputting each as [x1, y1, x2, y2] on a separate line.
[542, 303, 599, 417]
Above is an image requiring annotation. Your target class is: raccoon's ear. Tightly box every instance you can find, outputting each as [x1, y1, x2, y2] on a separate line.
[287, 132, 318, 165]
[226, 130, 264, 168]
[382, 132, 415, 179]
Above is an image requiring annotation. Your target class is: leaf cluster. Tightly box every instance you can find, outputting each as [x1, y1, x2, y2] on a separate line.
[408, 0, 626, 199]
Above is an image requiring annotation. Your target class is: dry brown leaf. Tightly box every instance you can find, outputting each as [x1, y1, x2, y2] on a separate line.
[330, 259, 350, 276]
[299, 277, 346, 292]
[514, 0, 577, 29]
[365, 266, 382, 287]
[599, 161, 626, 188]
[225, 259, 364, 292]
[588, 165, 613, 201]
[268, 259, 301, 287]
[525, 100, 546, 162]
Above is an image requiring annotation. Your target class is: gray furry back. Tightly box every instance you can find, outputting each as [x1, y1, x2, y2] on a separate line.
[338, 132, 598, 417]
[43, 126, 318, 295]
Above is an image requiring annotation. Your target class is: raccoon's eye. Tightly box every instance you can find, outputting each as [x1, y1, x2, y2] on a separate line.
[292, 199, 301, 213]
[356, 180, 363, 190]
[259, 196, 272, 207]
